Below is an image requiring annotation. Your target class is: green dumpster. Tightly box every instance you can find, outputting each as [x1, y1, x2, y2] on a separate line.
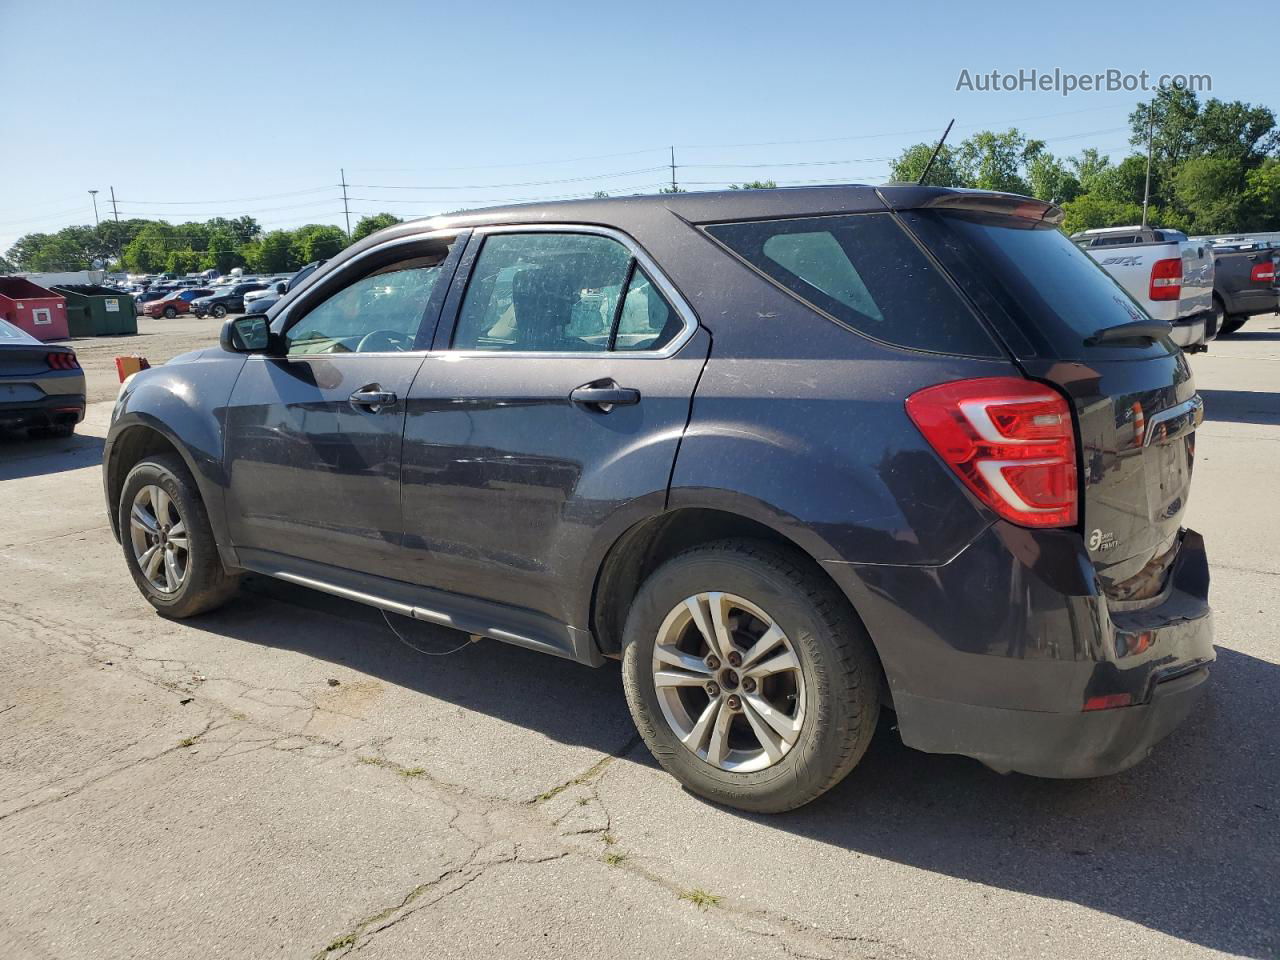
[51, 285, 137, 336]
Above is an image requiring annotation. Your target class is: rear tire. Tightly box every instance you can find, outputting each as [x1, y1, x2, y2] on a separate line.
[212, 304, 227, 319]
[621, 539, 880, 813]
[163, 306, 177, 319]
[1218, 315, 1246, 336]
[118, 453, 240, 619]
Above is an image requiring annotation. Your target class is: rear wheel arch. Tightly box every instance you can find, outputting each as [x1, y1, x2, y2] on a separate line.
[589, 507, 889, 698]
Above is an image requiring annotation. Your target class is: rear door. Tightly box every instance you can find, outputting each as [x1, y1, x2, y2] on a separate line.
[397, 226, 708, 624]
[223, 232, 463, 576]
[904, 210, 1201, 597]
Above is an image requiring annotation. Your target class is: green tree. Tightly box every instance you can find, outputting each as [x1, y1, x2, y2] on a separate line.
[889, 142, 964, 186]
[1089, 156, 1151, 206]
[291, 224, 347, 264]
[352, 213, 402, 241]
[956, 129, 1035, 195]
[1060, 195, 1146, 235]
[251, 230, 299, 273]
[1174, 156, 1246, 233]
[1069, 148, 1113, 193]
[164, 249, 202, 275]
[1242, 159, 1280, 231]
[728, 180, 778, 190]
[1026, 153, 1081, 205]
[203, 230, 244, 274]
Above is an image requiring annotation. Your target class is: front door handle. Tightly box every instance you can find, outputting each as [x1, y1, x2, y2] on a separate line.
[349, 386, 397, 412]
[570, 381, 640, 412]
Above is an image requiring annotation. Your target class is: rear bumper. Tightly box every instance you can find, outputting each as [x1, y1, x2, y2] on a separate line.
[891, 665, 1208, 778]
[824, 525, 1214, 778]
[0, 393, 86, 429]
[1170, 312, 1208, 350]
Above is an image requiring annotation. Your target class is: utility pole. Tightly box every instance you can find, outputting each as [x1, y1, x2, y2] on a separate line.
[1141, 106, 1155, 229]
[109, 186, 120, 222]
[88, 189, 100, 227]
[669, 146, 678, 193]
[340, 168, 352, 237]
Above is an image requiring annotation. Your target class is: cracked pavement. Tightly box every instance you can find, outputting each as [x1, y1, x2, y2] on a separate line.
[1, 316, 1278, 959]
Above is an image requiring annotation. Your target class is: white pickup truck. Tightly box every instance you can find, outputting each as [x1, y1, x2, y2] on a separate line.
[1071, 226, 1215, 351]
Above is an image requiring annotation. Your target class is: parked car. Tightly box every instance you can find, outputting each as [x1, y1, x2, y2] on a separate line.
[104, 187, 1213, 813]
[242, 263, 324, 315]
[1209, 239, 1280, 336]
[0, 318, 84, 436]
[191, 282, 269, 318]
[1071, 226, 1214, 349]
[144, 288, 214, 319]
[242, 277, 289, 307]
[134, 289, 170, 315]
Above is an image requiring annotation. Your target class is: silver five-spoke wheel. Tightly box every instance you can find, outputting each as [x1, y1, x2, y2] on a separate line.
[129, 484, 189, 595]
[652, 591, 806, 773]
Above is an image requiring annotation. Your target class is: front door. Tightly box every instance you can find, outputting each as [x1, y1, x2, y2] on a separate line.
[399, 228, 708, 626]
[223, 233, 461, 575]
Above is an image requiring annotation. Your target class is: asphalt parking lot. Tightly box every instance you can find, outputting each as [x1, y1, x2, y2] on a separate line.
[1, 314, 1278, 959]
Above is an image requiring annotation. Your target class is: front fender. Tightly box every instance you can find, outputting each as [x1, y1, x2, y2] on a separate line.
[104, 350, 246, 547]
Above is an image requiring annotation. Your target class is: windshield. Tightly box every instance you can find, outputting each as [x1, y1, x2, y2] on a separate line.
[903, 211, 1175, 361]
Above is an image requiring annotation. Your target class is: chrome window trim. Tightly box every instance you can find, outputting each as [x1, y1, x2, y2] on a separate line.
[442, 223, 699, 360]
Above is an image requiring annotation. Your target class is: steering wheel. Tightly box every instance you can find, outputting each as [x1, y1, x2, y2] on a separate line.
[356, 328, 412, 353]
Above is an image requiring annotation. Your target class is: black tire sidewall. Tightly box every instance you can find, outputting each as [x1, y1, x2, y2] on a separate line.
[118, 456, 221, 617]
[621, 545, 876, 812]
[163, 307, 176, 319]
[212, 305, 227, 318]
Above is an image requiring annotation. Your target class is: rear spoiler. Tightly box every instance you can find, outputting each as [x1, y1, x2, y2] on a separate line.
[877, 186, 1064, 226]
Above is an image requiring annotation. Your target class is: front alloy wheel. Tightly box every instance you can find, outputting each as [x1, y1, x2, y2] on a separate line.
[129, 484, 189, 594]
[652, 592, 804, 772]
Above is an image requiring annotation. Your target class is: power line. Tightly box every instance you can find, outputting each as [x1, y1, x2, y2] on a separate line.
[113, 185, 336, 205]
[347, 166, 669, 191]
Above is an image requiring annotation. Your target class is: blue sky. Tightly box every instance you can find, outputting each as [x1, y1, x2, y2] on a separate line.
[2, 0, 1273, 254]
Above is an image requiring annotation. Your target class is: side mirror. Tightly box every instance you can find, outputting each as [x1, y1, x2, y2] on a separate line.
[220, 314, 272, 354]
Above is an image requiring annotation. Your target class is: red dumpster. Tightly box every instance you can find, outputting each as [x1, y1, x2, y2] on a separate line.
[0, 278, 69, 341]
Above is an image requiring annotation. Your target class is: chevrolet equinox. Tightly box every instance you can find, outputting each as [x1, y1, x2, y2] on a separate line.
[104, 186, 1214, 812]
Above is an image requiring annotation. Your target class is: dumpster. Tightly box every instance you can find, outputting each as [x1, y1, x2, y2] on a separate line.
[52, 284, 137, 336]
[0, 277, 69, 341]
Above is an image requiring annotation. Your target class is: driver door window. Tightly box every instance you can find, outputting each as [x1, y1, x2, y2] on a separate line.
[285, 251, 451, 356]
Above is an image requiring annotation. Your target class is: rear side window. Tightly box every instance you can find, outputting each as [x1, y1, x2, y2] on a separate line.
[705, 213, 1000, 357]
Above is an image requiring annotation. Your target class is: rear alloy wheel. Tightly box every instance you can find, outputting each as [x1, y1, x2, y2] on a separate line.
[622, 539, 880, 812]
[212, 304, 227, 319]
[163, 306, 177, 319]
[119, 453, 240, 618]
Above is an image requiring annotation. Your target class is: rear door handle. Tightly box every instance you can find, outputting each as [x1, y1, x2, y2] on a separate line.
[349, 386, 397, 412]
[570, 381, 640, 411]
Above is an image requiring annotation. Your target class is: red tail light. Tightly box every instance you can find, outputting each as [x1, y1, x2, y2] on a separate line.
[906, 377, 1078, 529]
[1149, 257, 1182, 301]
[46, 352, 81, 370]
[1251, 262, 1276, 284]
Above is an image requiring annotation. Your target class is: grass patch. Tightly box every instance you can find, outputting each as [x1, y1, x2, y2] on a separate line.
[177, 737, 197, 748]
[602, 833, 617, 846]
[399, 767, 427, 779]
[679, 888, 722, 911]
[357, 756, 426, 779]
[603, 851, 627, 867]
[324, 932, 356, 952]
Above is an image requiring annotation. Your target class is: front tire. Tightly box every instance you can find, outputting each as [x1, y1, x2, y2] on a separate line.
[212, 304, 227, 319]
[163, 306, 177, 319]
[621, 539, 880, 813]
[118, 453, 240, 618]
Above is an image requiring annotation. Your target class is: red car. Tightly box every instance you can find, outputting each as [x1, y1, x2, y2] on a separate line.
[145, 288, 214, 319]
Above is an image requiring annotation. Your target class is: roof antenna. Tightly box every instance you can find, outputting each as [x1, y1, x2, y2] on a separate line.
[918, 118, 955, 185]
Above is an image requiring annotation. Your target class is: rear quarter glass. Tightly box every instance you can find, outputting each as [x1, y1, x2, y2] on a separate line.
[901, 211, 1177, 363]
[704, 213, 1002, 358]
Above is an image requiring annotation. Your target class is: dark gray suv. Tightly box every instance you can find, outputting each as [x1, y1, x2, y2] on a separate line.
[104, 186, 1213, 812]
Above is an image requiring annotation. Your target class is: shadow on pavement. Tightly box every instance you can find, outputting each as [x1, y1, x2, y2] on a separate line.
[1200, 388, 1280, 426]
[0, 430, 104, 480]
[190, 578, 1278, 958]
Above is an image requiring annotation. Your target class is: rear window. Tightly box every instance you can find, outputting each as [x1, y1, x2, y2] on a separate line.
[903, 211, 1174, 361]
[705, 213, 1001, 357]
